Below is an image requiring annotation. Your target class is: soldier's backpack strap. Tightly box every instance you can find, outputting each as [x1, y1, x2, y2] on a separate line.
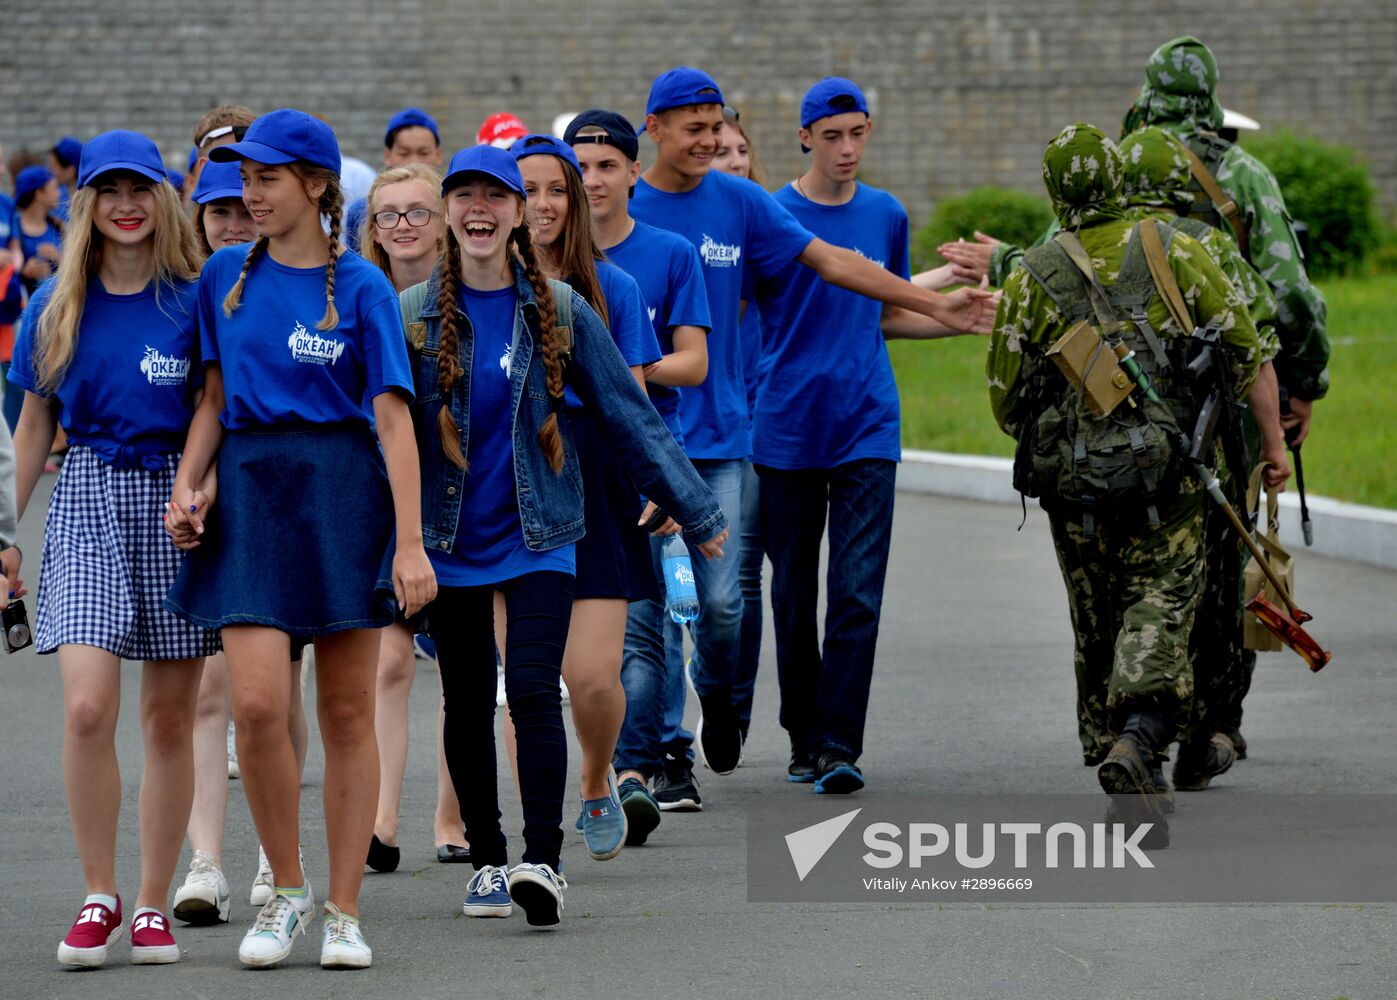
[1052, 232, 1121, 336]
[1182, 145, 1249, 259]
[1139, 219, 1196, 336]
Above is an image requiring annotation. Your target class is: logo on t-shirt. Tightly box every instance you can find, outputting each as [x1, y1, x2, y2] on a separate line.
[498, 340, 513, 377]
[139, 346, 191, 385]
[699, 234, 742, 268]
[853, 247, 887, 269]
[648, 306, 657, 323]
[287, 320, 346, 366]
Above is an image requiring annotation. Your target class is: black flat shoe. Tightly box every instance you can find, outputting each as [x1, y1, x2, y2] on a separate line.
[436, 843, 472, 864]
[367, 834, 400, 873]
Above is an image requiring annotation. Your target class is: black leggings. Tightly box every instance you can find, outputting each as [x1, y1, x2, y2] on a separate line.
[428, 571, 574, 869]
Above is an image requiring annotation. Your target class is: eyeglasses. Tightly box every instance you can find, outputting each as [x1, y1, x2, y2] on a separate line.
[198, 124, 249, 149]
[373, 208, 438, 229]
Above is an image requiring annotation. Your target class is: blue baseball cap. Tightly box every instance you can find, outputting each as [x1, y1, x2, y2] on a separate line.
[510, 133, 581, 179]
[645, 67, 724, 119]
[441, 144, 526, 197]
[385, 107, 440, 147]
[187, 145, 199, 172]
[564, 109, 640, 162]
[77, 130, 169, 187]
[192, 160, 245, 204]
[52, 136, 84, 168]
[14, 165, 55, 202]
[209, 108, 341, 173]
[799, 77, 870, 152]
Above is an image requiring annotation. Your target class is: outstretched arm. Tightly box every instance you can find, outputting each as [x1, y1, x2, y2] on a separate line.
[797, 238, 996, 334]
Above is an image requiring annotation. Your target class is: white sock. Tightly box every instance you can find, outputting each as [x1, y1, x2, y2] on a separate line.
[84, 893, 118, 912]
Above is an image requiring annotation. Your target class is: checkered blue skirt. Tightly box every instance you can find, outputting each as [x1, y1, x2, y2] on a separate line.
[35, 445, 221, 660]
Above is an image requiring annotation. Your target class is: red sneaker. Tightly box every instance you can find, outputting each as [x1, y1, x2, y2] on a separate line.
[130, 908, 181, 965]
[57, 896, 124, 967]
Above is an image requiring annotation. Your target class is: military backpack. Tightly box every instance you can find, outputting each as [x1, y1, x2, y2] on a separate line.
[1014, 222, 1206, 532]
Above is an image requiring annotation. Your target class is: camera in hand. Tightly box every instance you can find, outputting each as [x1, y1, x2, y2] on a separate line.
[3, 599, 32, 653]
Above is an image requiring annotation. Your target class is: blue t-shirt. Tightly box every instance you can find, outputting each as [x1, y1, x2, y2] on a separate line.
[13, 214, 63, 294]
[9, 275, 202, 465]
[199, 246, 413, 430]
[752, 183, 910, 470]
[603, 220, 711, 446]
[429, 284, 575, 587]
[631, 170, 814, 460]
[561, 260, 661, 410]
[0, 195, 14, 244]
[343, 196, 368, 254]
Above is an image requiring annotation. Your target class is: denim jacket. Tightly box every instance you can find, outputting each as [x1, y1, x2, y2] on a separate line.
[404, 260, 726, 555]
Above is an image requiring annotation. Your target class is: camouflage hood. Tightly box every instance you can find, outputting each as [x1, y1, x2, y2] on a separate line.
[1121, 36, 1225, 136]
[1120, 126, 1194, 214]
[1041, 123, 1127, 230]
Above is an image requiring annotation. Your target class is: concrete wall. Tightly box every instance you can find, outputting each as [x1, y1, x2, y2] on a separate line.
[4, 0, 1393, 227]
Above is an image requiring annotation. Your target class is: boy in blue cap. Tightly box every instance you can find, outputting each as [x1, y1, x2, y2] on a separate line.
[49, 135, 82, 220]
[631, 68, 994, 784]
[564, 108, 714, 825]
[344, 108, 443, 253]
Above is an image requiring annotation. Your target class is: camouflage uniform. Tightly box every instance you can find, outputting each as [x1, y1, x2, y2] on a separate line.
[1122, 35, 1330, 403]
[1119, 125, 1280, 745]
[988, 124, 1263, 764]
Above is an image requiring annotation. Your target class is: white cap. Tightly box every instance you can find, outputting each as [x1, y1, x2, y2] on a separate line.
[551, 112, 578, 139]
[1221, 107, 1260, 132]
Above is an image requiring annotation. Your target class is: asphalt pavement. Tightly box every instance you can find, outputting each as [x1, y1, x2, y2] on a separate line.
[2, 477, 1393, 999]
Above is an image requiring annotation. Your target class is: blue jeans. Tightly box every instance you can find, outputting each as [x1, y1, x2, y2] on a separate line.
[735, 459, 765, 728]
[617, 458, 744, 773]
[757, 459, 896, 762]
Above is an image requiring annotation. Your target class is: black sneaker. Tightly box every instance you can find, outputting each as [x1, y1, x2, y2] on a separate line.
[1172, 733, 1237, 791]
[813, 752, 864, 795]
[652, 754, 702, 812]
[788, 747, 815, 784]
[684, 659, 741, 775]
[619, 777, 662, 846]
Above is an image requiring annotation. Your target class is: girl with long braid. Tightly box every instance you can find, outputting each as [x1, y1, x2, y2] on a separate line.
[405, 145, 726, 928]
[163, 109, 435, 971]
[511, 134, 662, 863]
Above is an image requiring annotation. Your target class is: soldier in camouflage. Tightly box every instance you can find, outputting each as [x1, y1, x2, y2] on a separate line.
[988, 124, 1287, 830]
[1118, 125, 1289, 787]
[1122, 36, 1327, 757]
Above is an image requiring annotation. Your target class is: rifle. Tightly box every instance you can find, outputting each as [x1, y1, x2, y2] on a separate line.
[1278, 386, 1314, 546]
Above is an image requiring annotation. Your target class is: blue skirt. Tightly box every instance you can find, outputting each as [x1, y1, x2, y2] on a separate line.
[165, 425, 398, 635]
[571, 406, 658, 602]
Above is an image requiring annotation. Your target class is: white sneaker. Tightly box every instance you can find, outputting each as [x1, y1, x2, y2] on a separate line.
[227, 720, 240, 779]
[250, 844, 304, 906]
[238, 885, 314, 969]
[173, 850, 230, 925]
[507, 863, 567, 928]
[495, 664, 507, 707]
[320, 902, 372, 969]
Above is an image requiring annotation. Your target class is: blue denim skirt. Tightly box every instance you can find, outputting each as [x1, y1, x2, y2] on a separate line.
[571, 406, 658, 602]
[165, 424, 398, 635]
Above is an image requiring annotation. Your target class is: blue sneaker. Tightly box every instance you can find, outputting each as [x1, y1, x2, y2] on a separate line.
[814, 752, 865, 795]
[619, 777, 661, 846]
[462, 865, 512, 918]
[508, 863, 567, 928]
[580, 771, 628, 861]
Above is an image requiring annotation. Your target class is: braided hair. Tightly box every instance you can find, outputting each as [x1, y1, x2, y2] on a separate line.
[513, 224, 566, 473]
[221, 161, 342, 331]
[434, 230, 469, 470]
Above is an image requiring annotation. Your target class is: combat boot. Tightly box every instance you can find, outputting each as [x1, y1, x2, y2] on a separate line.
[1221, 726, 1247, 760]
[1172, 733, 1237, 791]
[1147, 755, 1175, 815]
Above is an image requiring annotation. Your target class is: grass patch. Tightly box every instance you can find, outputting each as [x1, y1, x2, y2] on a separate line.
[890, 274, 1397, 508]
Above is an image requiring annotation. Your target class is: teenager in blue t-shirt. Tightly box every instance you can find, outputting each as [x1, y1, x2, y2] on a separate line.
[564, 108, 713, 834]
[630, 67, 998, 781]
[512, 134, 665, 864]
[8, 165, 65, 294]
[754, 78, 980, 794]
[163, 109, 436, 971]
[8, 130, 219, 970]
[400, 145, 726, 927]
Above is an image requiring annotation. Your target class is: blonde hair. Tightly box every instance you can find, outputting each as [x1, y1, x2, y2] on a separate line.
[361, 163, 445, 279]
[193, 105, 255, 148]
[222, 162, 343, 331]
[35, 178, 202, 392]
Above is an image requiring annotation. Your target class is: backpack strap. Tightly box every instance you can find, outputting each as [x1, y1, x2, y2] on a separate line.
[1139, 219, 1196, 337]
[546, 278, 575, 355]
[1052, 232, 1121, 336]
[1182, 145, 1249, 258]
[398, 280, 432, 352]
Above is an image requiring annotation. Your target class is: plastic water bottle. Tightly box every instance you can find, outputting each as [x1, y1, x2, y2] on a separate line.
[661, 532, 700, 624]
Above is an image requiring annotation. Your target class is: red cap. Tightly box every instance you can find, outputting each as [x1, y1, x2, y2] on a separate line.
[476, 112, 528, 148]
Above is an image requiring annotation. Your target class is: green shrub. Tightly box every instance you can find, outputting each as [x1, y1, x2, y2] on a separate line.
[1368, 224, 1397, 275]
[911, 186, 1055, 272]
[1243, 129, 1380, 277]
